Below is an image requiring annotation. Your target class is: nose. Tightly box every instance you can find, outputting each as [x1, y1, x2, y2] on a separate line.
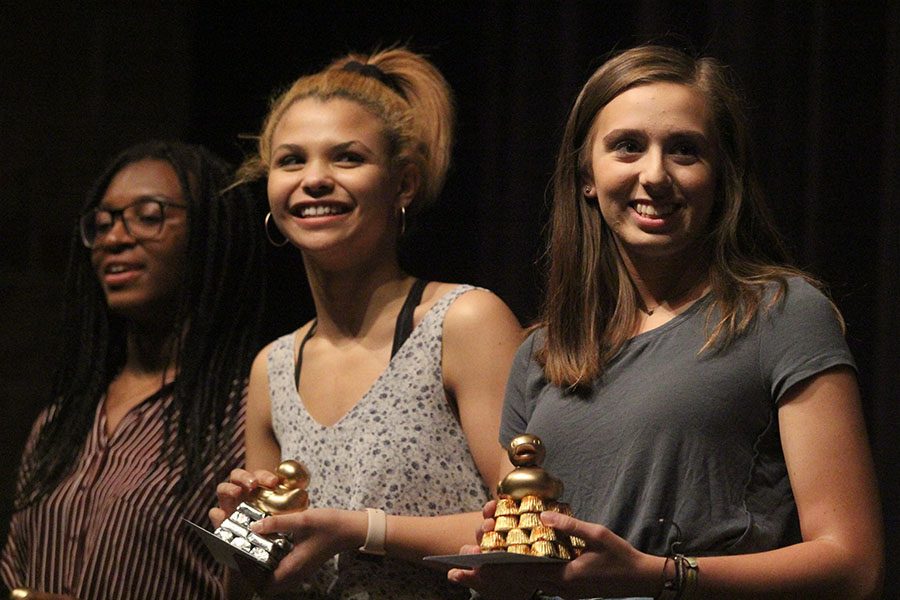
[638, 149, 672, 197]
[301, 159, 334, 197]
[96, 214, 136, 248]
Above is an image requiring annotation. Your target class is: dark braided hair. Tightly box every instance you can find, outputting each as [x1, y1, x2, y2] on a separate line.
[15, 140, 267, 508]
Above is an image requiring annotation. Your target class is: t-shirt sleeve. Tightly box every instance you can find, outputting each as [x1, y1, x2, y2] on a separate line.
[758, 278, 856, 404]
[499, 331, 541, 446]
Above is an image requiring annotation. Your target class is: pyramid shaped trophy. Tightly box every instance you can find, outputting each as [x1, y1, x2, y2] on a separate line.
[187, 459, 310, 571]
[479, 434, 585, 559]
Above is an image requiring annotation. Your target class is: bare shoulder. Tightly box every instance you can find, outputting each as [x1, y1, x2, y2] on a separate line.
[421, 282, 520, 331]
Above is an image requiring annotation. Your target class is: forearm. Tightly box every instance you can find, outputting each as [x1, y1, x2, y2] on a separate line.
[383, 511, 483, 561]
[682, 539, 883, 600]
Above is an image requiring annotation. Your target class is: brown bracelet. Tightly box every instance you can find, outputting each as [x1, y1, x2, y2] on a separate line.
[655, 554, 699, 600]
[679, 555, 699, 600]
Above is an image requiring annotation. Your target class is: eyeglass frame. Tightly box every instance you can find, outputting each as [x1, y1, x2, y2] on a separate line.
[79, 196, 188, 248]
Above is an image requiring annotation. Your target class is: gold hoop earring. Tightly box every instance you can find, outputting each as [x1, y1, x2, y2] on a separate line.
[400, 206, 407, 237]
[264, 212, 289, 247]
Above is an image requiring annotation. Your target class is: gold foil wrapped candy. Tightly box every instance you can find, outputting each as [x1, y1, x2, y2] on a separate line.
[479, 434, 580, 560]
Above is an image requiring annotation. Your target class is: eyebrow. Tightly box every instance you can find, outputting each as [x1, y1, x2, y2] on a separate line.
[272, 140, 374, 155]
[602, 128, 709, 145]
[98, 194, 174, 209]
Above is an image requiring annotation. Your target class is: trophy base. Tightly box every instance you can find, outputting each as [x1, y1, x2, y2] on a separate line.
[183, 518, 276, 572]
[424, 552, 566, 567]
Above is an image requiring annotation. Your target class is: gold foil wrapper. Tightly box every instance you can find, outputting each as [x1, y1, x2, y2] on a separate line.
[530, 540, 559, 558]
[569, 534, 586, 549]
[549, 501, 572, 516]
[507, 544, 532, 555]
[517, 512, 542, 530]
[494, 515, 518, 533]
[505, 528, 529, 545]
[528, 525, 557, 543]
[556, 544, 572, 560]
[480, 530, 506, 552]
[518, 495, 545, 514]
[494, 498, 519, 517]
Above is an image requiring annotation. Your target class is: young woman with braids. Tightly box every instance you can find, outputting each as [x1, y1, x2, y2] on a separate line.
[449, 45, 883, 599]
[1, 141, 268, 599]
[210, 48, 523, 598]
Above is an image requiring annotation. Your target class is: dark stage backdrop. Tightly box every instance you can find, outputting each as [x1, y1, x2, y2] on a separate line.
[2, 1, 897, 594]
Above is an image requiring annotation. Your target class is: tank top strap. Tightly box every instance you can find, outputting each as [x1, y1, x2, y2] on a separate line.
[294, 279, 429, 389]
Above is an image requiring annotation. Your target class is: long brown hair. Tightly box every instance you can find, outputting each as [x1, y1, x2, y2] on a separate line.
[238, 46, 454, 214]
[539, 45, 824, 389]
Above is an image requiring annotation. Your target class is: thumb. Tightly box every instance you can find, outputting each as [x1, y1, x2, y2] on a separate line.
[540, 511, 595, 540]
[249, 515, 282, 536]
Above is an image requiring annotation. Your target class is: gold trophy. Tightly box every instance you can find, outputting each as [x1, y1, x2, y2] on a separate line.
[187, 460, 310, 571]
[479, 434, 584, 559]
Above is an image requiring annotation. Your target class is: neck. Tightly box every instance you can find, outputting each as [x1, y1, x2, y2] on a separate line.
[303, 254, 411, 340]
[123, 319, 180, 376]
[620, 243, 712, 315]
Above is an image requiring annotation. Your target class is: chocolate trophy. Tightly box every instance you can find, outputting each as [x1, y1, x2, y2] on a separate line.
[479, 434, 585, 559]
[187, 459, 310, 571]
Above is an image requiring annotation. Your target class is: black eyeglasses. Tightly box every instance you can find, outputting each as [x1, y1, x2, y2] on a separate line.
[79, 197, 187, 248]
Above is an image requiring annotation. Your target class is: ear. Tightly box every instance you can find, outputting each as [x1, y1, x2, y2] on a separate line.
[580, 170, 597, 199]
[394, 163, 420, 210]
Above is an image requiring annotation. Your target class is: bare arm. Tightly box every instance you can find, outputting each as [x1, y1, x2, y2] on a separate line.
[209, 344, 284, 599]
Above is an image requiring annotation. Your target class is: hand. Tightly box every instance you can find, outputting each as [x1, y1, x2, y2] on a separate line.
[247, 508, 367, 594]
[448, 545, 563, 600]
[209, 467, 280, 528]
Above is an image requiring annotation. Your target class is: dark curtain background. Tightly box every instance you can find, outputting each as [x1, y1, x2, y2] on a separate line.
[2, 1, 897, 595]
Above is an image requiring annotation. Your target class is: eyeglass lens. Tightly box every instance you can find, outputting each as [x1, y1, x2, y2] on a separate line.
[80, 199, 167, 247]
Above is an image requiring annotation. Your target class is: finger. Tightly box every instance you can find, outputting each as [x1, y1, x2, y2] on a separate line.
[252, 469, 280, 488]
[229, 468, 257, 488]
[482, 499, 497, 519]
[448, 566, 482, 587]
[459, 544, 482, 556]
[539, 511, 603, 543]
[482, 516, 497, 533]
[209, 507, 226, 528]
[250, 513, 297, 537]
[215, 482, 245, 515]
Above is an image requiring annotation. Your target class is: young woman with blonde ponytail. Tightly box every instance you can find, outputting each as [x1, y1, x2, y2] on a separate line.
[211, 48, 522, 599]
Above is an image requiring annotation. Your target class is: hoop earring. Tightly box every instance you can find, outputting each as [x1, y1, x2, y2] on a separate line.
[400, 206, 407, 237]
[264, 212, 289, 247]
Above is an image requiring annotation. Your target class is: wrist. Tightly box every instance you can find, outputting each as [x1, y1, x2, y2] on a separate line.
[358, 508, 388, 556]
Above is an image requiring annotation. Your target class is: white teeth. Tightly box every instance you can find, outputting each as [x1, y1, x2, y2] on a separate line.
[634, 202, 676, 217]
[299, 205, 346, 217]
[108, 265, 127, 273]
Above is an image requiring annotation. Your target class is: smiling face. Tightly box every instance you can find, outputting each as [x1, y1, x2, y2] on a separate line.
[90, 159, 189, 322]
[583, 82, 717, 266]
[266, 97, 414, 266]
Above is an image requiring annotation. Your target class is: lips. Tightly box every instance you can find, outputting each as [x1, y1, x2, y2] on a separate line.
[100, 261, 143, 286]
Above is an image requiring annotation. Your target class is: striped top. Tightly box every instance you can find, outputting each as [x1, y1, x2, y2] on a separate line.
[1, 389, 244, 600]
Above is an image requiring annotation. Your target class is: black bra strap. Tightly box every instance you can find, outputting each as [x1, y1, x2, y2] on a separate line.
[391, 279, 427, 357]
[294, 279, 428, 390]
[294, 320, 318, 390]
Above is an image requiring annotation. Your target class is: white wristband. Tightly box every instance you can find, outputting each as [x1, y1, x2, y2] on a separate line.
[358, 508, 387, 556]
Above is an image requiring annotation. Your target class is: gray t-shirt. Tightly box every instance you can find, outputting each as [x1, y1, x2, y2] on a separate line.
[501, 277, 854, 556]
